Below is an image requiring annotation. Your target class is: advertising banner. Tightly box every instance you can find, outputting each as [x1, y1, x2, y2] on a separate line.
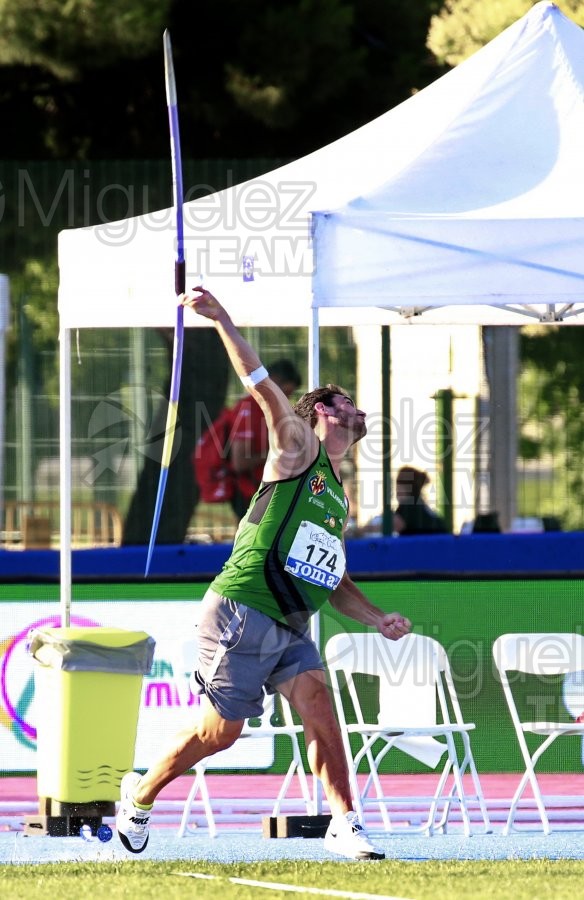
[0, 590, 273, 772]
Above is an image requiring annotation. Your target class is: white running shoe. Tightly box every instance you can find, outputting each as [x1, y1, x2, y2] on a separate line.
[324, 811, 385, 860]
[116, 772, 152, 853]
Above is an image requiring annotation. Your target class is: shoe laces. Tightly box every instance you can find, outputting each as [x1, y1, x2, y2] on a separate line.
[345, 812, 365, 834]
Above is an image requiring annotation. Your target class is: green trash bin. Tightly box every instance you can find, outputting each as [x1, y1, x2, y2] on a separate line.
[29, 626, 155, 804]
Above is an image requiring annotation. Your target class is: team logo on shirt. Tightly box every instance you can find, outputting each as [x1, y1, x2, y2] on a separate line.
[324, 512, 342, 529]
[308, 470, 327, 496]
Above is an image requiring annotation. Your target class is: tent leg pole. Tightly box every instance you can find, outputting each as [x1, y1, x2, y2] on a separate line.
[59, 325, 72, 627]
[308, 305, 322, 813]
[381, 326, 392, 535]
[309, 306, 320, 390]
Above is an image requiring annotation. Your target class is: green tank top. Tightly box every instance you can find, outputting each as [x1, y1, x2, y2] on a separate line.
[210, 443, 348, 628]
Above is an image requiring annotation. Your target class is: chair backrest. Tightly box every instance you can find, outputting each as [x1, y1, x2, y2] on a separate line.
[493, 632, 584, 728]
[324, 631, 459, 729]
[493, 632, 584, 676]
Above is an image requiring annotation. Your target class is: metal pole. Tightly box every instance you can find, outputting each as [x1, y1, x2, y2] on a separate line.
[308, 303, 320, 816]
[0, 276, 9, 532]
[17, 299, 33, 503]
[59, 325, 72, 627]
[381, 326, 392, 535]
[435, 388, 454, 533]
[308, 306, 320, 390]
[483, 327, 518, 532]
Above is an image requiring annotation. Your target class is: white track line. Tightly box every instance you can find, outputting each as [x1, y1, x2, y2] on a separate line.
[174, 872, 414, 900]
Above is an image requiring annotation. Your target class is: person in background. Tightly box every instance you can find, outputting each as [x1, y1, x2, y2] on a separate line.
[229, 359, 301, 519]
[393, 465, 448, 535]
[192, 359, 301, 519]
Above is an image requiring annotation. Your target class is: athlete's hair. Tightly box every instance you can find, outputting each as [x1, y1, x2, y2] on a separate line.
[293, 383, 353, 429]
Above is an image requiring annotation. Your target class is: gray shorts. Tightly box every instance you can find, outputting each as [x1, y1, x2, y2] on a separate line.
[192, 589, 324, 720]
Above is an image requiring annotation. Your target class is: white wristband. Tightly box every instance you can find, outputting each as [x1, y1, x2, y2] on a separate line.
[240, 365, 269, 388]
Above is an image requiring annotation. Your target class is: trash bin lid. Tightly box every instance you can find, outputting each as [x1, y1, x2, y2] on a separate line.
[39, 627, 152, 648]
[28, 627, 156, 674]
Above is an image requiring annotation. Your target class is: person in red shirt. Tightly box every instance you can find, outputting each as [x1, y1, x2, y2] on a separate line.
[229, 359, 301, 519]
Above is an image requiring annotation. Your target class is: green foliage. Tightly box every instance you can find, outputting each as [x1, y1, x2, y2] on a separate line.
[0, 0, 441, 159]
[253, 324, 357, 399]
[12, 259, 58, 352]
[427, 0, 584, 66]
[0, 0, 170, 78]
[172, 0, 443, 158]
[224, 0, 364, 129]
[518, 327, 584, 528]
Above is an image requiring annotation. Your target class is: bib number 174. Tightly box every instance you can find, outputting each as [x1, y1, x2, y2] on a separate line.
[284, 522, 346, 590]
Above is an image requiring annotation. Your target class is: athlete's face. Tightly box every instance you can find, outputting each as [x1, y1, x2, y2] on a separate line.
[328, 394, 367, 442]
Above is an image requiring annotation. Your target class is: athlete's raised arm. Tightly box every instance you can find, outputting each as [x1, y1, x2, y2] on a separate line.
[183, 287, 316, 479]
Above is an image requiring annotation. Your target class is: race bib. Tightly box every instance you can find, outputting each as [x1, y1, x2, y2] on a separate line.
[284, 521, 346, 590]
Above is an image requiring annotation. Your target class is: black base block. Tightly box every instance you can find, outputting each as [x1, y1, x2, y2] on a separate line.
[23, 797, 116, 837]
[23, 814, 103, 837]
[262, 814, 332, 839]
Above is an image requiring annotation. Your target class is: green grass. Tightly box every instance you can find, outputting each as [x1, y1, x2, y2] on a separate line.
[2, 859, 584, 900]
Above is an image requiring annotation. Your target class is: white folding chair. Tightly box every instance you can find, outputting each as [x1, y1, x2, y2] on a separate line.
[324, 631, 490, 836]
[171, 637, 313, 837]
[493, 632, 584, 835]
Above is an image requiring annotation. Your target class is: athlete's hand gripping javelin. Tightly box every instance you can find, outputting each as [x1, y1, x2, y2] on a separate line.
[181, 285, 223, 320]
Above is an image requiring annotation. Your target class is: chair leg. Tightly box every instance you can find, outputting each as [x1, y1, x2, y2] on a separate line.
[352, 736, 393, 830]
[269, 733, 314, 817]
[271, 758, 312, 816]
[442, 736, 473, 837]
[177, 764, 217, 839]
[503, 733, 556, 836]
[503, 770, 550, 836]
[459, 737, 492, 833]
[293, 749, 314, 814]
[437, 734, 491, 837]
[425, 756, 454, 836]
[369, 743, 394, 832]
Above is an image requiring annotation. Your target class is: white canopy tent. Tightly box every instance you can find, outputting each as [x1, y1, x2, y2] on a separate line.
[312, 1, 584, 323]
[59, 1, 584, 332]
[57, 1, 584, 621]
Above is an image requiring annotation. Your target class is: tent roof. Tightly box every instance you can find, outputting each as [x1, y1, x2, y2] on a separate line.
[58, 1, 584, 329]
[313, 1, 584, 321]
[341, 3, 584, 219]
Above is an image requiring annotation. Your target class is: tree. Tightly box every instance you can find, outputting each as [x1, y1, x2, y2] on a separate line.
[1, 0, 443, 543]
[427, 0, 584, 66]
[0, 0, 170, 76]
[519, 328, 584, 530]
[0, 0, 442, 159]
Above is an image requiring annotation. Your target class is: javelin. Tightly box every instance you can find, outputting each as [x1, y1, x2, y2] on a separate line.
[145, 29, 185, 576]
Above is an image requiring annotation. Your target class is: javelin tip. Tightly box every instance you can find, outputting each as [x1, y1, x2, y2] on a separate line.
[163, 31, 177, 106]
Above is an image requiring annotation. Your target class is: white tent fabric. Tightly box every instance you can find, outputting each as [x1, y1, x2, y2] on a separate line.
[59, 2, 584, 329]
[312, 1, 584, 321]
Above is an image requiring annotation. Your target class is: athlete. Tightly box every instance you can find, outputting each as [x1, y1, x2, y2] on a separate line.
[117, 287, 411, 860]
